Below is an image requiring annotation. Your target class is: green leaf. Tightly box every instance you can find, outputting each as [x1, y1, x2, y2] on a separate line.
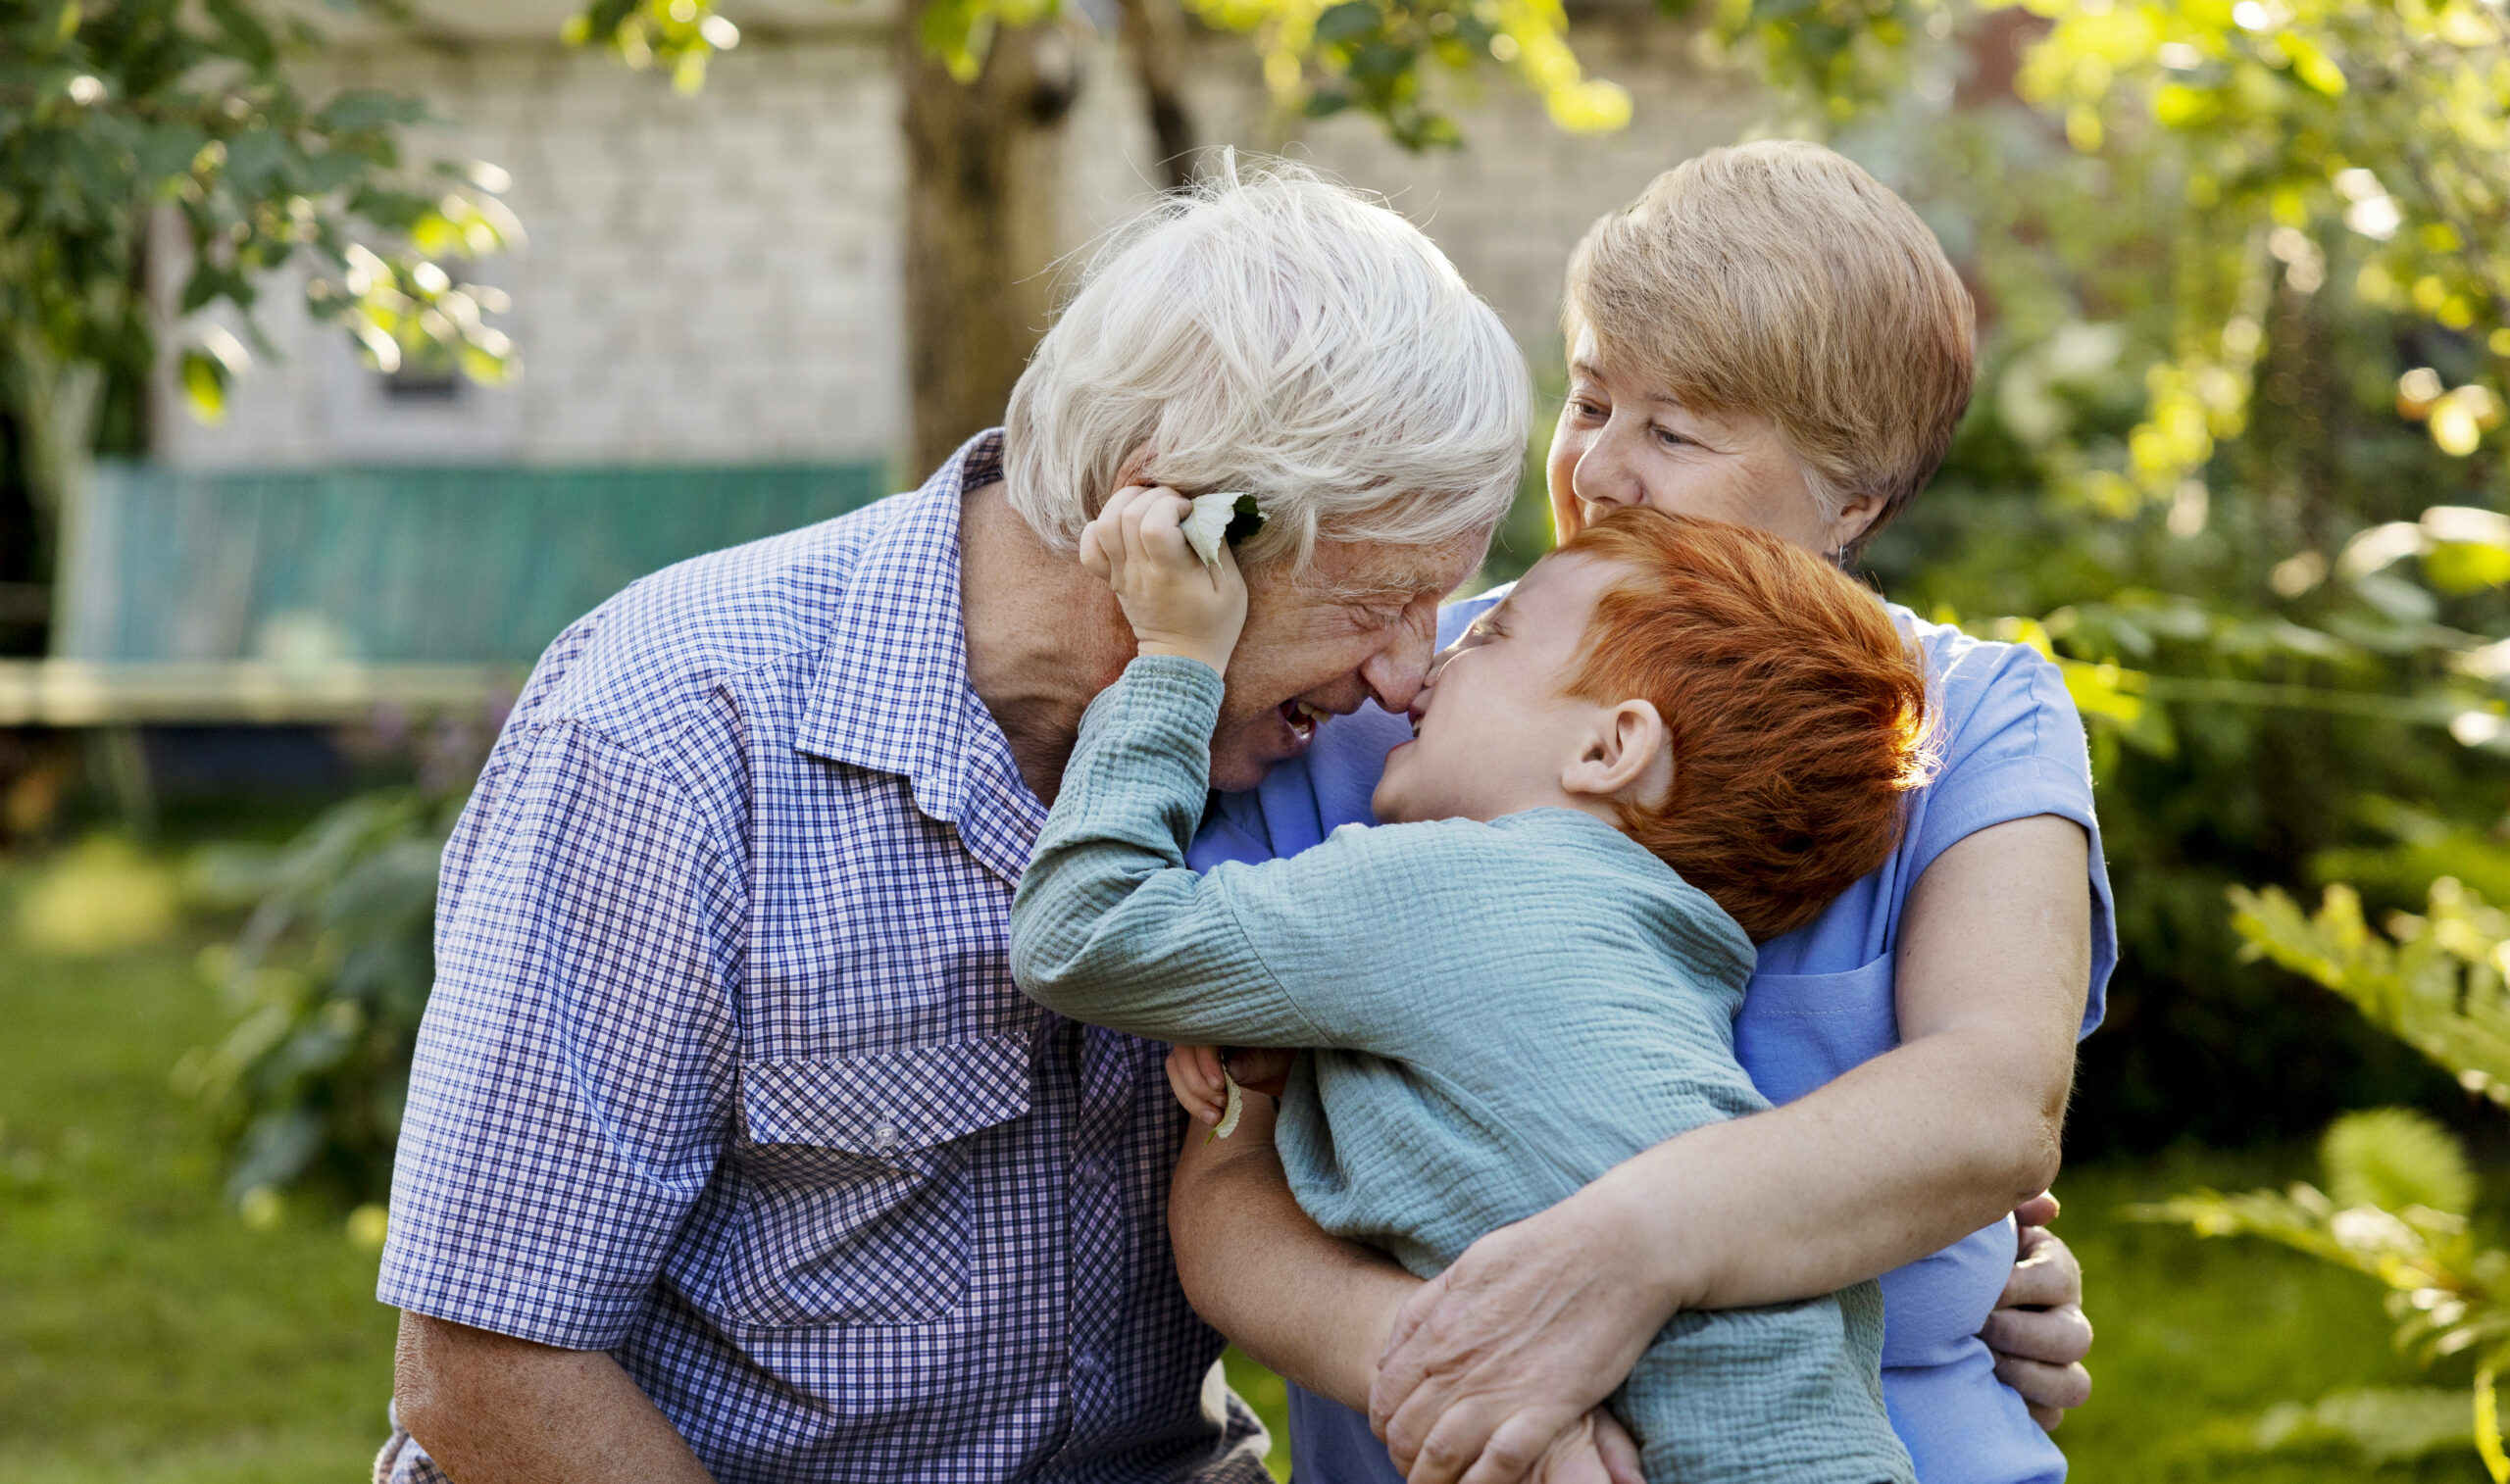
[2425, 541, 2510, 595]
[179, 349, 229, 422]
[1314, 1, 1379, 45]
[135, 122, 210, 184]
[223, 126, 285, 188]
[2323, 1109, 2476, 1216]
[1346, 38, 1413, 83]
[318, 88, 417, 132]
[2254, 1386, 2474, 1463]
[203, 0, 277, 69]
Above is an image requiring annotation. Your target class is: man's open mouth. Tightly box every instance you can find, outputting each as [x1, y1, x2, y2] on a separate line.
[1280, 697, 1332, 739]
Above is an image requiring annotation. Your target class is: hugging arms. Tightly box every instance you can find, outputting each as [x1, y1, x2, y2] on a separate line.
[1174, 809, 2090, 1480]
[375, 147, 2100, 1484]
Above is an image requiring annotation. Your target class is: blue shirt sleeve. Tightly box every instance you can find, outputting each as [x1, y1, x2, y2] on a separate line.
[1902, 627, 2117, 1038]
[378, 717, 744, 1349]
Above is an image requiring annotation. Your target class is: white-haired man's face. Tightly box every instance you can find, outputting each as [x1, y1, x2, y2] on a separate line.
[1205, 529, 1486, 792]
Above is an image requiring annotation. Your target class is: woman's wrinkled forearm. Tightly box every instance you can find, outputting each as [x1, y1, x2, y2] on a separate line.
[1589, 815, 2089, 1314]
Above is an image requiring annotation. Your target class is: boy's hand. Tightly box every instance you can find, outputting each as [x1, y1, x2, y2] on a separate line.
[1166, 1044, 1233, 1128]
[1079, 484, 1248, 673]
[1164, 1045, 1298, 1126]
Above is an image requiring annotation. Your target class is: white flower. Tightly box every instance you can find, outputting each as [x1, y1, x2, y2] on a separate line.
[1207, 1068, 1245, 1142]
[1181, 492, 1261, 568]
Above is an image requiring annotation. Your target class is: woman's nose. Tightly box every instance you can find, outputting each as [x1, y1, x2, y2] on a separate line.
[1573, 433, 1645, 509]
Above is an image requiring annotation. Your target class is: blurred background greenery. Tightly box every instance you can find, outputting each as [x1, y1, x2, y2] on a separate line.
[6, 0, 2510, 1474]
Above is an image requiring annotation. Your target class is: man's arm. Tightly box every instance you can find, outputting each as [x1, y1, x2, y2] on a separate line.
[1366, 816, 2091, 1484]
[395, 1312, 717, 1483]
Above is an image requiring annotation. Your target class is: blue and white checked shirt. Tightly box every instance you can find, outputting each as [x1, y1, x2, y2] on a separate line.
[377, 432, 1272, 1484]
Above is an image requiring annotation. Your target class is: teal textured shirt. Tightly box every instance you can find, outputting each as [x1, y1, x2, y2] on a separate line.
[1012, 657, 1916, 1484]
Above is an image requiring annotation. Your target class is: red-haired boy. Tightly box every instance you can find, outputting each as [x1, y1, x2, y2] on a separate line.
[1012, 491, 1931, 1484]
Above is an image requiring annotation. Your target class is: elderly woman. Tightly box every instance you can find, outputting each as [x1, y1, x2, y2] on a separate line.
[1175, 141, 2109, 1484]
[374, 160, 1534, 1483]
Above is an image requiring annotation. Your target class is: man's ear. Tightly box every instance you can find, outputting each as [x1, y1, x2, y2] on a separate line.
[1110, 440, 1158, 500]
[1563, 699, 1671, 805]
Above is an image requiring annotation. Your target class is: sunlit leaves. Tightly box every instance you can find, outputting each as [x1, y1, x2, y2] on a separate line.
[0, 0, 524, 436]
[1184, 0, 1630, 148]
[2004, 0, 2510, 478]
[2141, 881, 2510, 1475]
[566, 0, 746, 92]
[1755, 0, 2510, 489]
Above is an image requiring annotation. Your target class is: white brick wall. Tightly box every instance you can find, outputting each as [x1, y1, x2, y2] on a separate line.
[159, 16, 1762, 471]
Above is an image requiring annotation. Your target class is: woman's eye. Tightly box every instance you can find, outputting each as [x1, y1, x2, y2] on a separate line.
[1651, 424, 1691, 449]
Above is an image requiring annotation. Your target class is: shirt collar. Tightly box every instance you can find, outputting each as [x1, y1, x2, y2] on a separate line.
[797, 429, 1044, 885]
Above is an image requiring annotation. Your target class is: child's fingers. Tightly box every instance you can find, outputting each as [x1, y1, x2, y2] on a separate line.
[1165, 1043, 1227, 1125]
[1092, 485, 1150, 582]
[1078, 519, 1112, 582]
[1137, 492, 1198, 569]
[1116, 486, 1174, 569]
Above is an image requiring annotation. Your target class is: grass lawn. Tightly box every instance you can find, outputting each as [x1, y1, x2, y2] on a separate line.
[0, 841, 2495, 1482]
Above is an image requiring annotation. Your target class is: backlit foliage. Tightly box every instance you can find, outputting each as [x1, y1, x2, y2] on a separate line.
[0, 0, 522, 428]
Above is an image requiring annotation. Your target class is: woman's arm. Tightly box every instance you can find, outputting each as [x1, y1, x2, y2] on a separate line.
[1368, 814, 2092, 1484]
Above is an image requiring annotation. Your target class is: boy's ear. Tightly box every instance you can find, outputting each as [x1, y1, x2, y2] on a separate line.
[1562, 699, 1672, 805]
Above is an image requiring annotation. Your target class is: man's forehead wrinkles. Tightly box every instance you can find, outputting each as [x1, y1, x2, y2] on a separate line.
[1301, 539, 1481, 602]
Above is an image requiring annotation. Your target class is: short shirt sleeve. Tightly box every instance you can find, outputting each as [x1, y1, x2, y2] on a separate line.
[377, 717, 744, 1349]
[1903, 628, 2117, 1038]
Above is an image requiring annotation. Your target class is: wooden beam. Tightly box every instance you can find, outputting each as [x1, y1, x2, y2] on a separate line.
[0, 661, 515, 726]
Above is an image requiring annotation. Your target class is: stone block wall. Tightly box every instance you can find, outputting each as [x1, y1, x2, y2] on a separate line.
[158, 14, 1761, 472]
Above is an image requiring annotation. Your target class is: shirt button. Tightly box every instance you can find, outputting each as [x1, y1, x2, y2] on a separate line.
[1075, 1352, 1103, 1377]
[872, 1121, 900, 1155]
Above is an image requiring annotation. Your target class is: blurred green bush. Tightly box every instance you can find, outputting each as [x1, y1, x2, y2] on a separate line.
[178, 792, 457, 1207]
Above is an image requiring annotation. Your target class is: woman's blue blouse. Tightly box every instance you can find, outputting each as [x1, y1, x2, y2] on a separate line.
[1187, 590, 2119, 1484]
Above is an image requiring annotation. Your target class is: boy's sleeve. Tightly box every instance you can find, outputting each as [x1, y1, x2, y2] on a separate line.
[1012, 656, 1345, 1048]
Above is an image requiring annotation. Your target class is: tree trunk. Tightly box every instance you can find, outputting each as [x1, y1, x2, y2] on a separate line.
[1114, 0, 1197, 192]
[899, 7, 1080, 484]
[6, 329, 104, 650]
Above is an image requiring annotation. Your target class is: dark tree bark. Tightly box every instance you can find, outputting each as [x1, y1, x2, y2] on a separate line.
[1114, 0, 1197, 192]
[899, 8, 1081, 483]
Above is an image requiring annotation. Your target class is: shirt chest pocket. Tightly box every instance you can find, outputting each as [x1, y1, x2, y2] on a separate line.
[689, 1035, 1033, 1329]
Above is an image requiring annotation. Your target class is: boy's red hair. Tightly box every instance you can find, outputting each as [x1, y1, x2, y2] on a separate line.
[1557, 509, 1933, 941]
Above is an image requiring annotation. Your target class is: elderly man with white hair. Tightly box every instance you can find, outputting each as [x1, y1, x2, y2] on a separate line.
[373, 161, 1531, 1482]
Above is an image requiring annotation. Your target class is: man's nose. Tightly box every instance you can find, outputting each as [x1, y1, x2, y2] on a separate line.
[1359, 618, 1437, 716]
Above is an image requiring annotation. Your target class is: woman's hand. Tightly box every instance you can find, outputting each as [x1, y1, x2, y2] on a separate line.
[1985, 1193, 2092, 1429]
[1370, 1180, 1665, 1484]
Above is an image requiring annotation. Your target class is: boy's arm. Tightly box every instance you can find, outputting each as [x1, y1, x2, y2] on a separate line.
[1011, 655, 1332, 1049]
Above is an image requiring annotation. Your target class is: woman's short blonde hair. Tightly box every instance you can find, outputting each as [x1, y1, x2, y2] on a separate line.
[1005, 156, 1529, 569]
[1565, 140, 1975, 538]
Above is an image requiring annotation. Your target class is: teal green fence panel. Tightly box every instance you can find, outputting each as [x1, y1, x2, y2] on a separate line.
[60, 463, 892, 665]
